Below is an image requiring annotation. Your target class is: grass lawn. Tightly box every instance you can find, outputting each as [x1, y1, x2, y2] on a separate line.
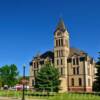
[48, 93, 100, 100]
[0, 90, 100, 100]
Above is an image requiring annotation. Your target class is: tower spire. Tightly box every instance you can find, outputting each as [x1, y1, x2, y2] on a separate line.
[54, 18, 70, 92]
[56, 18, 66, 31]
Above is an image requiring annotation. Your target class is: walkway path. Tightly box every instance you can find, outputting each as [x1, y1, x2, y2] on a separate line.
[0, 97, 46, 100]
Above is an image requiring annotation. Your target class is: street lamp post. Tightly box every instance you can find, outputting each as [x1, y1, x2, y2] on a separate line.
[22, 65, 26, 100]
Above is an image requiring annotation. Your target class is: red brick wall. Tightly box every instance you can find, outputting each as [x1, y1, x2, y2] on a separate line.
[68, 87, 92, 92]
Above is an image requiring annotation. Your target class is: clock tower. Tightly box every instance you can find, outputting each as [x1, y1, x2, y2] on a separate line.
[54, 19, 70, 92]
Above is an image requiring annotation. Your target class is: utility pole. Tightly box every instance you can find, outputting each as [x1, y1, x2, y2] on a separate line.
[22, 65, 26, 100]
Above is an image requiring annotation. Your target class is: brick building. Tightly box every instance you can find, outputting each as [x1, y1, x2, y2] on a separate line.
[29, 19, 95, 92]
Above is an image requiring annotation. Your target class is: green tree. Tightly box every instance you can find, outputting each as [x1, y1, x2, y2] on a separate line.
[93, 52, 100, 91]
[9, 64, 19, 86]
[34, 63, 60, 93]
[0, 64, 19, 87]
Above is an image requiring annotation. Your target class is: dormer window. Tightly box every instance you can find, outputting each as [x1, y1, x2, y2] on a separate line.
[72, 57, 79, 65]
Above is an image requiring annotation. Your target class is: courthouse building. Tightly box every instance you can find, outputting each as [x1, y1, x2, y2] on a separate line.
[29, 19, 95, 92]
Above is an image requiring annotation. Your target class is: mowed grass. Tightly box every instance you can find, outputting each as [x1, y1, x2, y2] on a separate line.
[0, 90, 100, 100]
[0, 90, 21, 97]
[48, 93, 100, 100]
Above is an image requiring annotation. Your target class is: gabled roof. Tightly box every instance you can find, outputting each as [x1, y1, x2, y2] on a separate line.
[30, 48, 93, 65]
[30, 51, 54, 65]
[33, 51, 54, 60]
[68, 48, 86, 57]
[40, 51, 54, 59]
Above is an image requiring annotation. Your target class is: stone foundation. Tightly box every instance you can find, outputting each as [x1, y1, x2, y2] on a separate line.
[68, 87, 92, 92]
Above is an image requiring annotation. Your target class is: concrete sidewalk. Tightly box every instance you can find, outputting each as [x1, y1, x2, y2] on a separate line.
[0, 97, 46, 100]
[0, 97, 20, 100]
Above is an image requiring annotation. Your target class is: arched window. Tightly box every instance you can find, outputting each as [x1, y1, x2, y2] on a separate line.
[71, 78, 74, 86]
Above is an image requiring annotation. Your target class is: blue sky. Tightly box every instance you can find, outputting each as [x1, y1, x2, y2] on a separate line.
[0, 0, 100, 75]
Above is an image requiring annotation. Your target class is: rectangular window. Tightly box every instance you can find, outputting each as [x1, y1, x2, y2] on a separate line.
[59, 39, 60, 46]
[67, 58, 72, 63]
[34, 70, 37, 76]
[61, 39, 63, 46]
[61, 67, 64, 75]
[80, 57, 85, 62]
[88, 79, 90, 86]
[88, 68, 90, 75]
[40, 61, 44, 65]
[73, 68, 76, 75]
[56, 40, 58, 47]
[60, 50, 62, 57]
[76, 58, 79, 65]
[71, 78, 74, 86]
[57, 59, 59, 65]
[57, 50, 58, 57]
[32, 80, 35, 86]
[90, 58, 93, 64]
[34, 62, 36, 68]
[37, 62, 38, 68]
[34, 62, 37, 68]
[77, 67, 79, 74]
[59, 50, 60, 57]
[61, 59, 63, 65]
[79, 78, 82, 86]
[73, 59, 75, 65]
